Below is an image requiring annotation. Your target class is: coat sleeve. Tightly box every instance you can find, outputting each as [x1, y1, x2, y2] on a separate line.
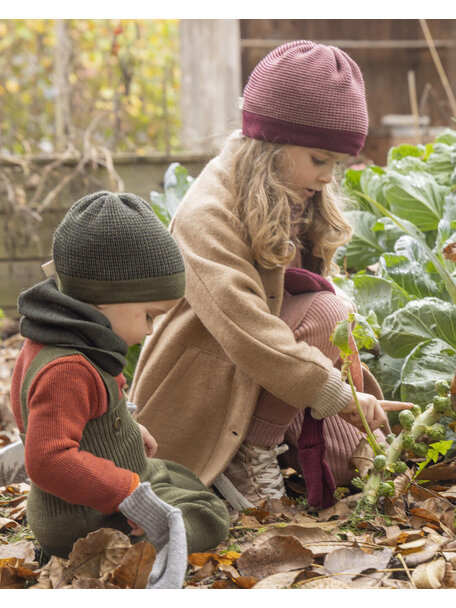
[171, 189, 352, 419]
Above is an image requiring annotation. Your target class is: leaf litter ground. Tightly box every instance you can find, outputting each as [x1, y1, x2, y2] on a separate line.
[2, 333, 456, 589]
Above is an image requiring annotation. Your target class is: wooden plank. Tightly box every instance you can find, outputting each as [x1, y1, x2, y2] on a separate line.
[241, 38, 456, 50]
[180, 20, 242, 152]
[0, 155, 209, 213]
[0, 209, 65, 260]
[0, 157, 211, 314]
[0, 260, 47, 314]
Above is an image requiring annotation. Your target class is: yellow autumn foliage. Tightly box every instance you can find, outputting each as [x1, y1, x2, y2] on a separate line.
[0, 19, 180, 155]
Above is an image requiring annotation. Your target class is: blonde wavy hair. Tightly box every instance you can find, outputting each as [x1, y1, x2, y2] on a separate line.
[230, 135, 353, 276]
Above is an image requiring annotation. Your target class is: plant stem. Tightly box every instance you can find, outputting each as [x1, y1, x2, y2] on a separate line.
[347, 369, 385, 455]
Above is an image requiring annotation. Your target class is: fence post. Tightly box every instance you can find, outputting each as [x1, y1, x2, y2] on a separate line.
[179, 19, 241, 153]
[54, 20, 72, 151]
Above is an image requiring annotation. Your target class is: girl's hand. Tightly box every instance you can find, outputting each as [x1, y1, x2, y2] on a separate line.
[339, 392, 414, 431]
[127, 518, 145, 536]
[137, 424, 158, 457]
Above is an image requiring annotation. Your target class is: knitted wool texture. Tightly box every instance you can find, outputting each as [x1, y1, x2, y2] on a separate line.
[53, 191, 185, 304]
[242, 40, 368, 155]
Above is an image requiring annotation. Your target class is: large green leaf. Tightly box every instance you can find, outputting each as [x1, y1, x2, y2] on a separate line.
[361, 351, 404, 401]
[357, 195, 456, 304]
[341, 210, 386, 269]
[150, 162, 193, 226]
[426, 143, 456, 186]
[379, 252, 446, 301]
[359, 166, 389, 213]
[382, 171, 448, 231]
[388, 156, 428, 176]
[435, 128, 456, 146]
[387, 143, 427, 164]
[341, 168, 369, 210]
[380, 297, 456, 358]
[351, 274, 411, 324]
[371, 216, 405, 252]
[400, 338, 456, 407]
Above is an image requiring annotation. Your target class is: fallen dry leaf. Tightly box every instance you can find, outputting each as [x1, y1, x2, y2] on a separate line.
[188, 557, 217, 583]
[444, 570, 456, 588]
[0, 517, 20, 531]
[443, 242, 456, 261]
[188, 552, 215, 567]
[376, 528, 424, 547]
[232, 575, 259, 588]
[350, 437, 375, 478]
[65, 528, 131, 583]
[72, 577, 120, 589]
[416, 460, 456, 481]
[243, 508, 271, 523]
[217, 563, 239, 579]
[252, 570, 302, 589]
[110, 541, 156, 589]
[412, 557, 446, 588]
[33, 555, 71, 589]
[323, 546, 393, 582]
[0, 540, 36, 562]
[253, 524, 342, 557]
[296, 575, 351, 589]
[211, 579, 238, 589]
[0, 557, 38, 589]
[6, 501, 27, 521]
[0, 566, 25, 589]
[317, 500, 351, 522]
[188, 550, 240, 568]
[402, 541, 440, 568]
[237, 535, 313, 579]
[410, 507, 443, 529]
[239, 514, 264, 529]
[397, 538, 428, 554]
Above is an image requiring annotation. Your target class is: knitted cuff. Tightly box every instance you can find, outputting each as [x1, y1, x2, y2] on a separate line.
[244, 416, 287, 447]
[310, 368, 352, 420]
[118, 482, 182, 550]
[126, 401, 138, 416]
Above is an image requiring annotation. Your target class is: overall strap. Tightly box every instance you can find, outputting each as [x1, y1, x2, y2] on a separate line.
[19, 345, 120, 432]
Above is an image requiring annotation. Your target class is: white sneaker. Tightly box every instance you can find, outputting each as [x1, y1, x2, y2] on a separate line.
[215, 442, 289, 508]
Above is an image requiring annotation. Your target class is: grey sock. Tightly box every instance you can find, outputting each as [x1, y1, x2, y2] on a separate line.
[118, 482, 188, 589]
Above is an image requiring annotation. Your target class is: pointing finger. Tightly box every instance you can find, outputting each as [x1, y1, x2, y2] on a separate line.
[379, 401, 415, 412]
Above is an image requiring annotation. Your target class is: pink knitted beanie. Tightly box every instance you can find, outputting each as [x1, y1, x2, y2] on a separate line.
[242, 40, 368, 156]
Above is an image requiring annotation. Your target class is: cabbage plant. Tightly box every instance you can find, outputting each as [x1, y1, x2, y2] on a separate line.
[335, 128, 456, 411]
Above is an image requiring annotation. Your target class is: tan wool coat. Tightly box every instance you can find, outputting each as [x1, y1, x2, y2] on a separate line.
[130, 132, 355, 486]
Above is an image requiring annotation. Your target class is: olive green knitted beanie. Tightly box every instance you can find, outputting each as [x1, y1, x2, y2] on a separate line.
[52, 191, 185, 304]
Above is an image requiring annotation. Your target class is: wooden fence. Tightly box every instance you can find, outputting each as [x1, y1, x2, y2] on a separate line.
[0, 153, 209, 317]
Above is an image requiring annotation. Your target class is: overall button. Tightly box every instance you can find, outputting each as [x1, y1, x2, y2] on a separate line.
[114, 417, 122, 430]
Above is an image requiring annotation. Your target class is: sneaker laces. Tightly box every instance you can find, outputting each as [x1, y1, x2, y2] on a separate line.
[248, 444, 289, 499]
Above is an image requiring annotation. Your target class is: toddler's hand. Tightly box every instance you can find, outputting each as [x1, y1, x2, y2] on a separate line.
[339, 392, 414, 431]
[127, 518, 145, 536]
[138, 424, 158, 457]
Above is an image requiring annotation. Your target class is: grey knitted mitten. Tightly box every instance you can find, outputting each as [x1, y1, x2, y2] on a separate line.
[118, 482, 188, 589]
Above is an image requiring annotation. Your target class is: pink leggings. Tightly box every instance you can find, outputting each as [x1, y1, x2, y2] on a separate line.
[244, 289, 385, 486]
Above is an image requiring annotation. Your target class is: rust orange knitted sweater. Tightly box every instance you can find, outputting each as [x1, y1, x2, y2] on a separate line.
[11, 339, 139, 514]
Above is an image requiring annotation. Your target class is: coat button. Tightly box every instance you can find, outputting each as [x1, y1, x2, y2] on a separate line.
[114, 417, 122, 430]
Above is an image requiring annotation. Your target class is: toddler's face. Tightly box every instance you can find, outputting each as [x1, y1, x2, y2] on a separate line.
[277, 146, 347, 199]
[96, 299, 180, 346]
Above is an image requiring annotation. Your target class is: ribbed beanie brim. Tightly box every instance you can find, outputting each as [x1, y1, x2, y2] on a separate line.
[242, 40, 368, 156]
[53, 191, 185, 304]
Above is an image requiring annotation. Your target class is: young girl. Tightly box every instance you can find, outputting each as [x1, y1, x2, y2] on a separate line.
[130, 41, 411, 509]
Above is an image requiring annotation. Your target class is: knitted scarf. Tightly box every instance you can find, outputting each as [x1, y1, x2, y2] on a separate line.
[18, 278, 128, 376]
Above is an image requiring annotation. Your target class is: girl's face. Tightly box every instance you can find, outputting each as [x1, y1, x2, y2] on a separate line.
[277, 146, 348, 198]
